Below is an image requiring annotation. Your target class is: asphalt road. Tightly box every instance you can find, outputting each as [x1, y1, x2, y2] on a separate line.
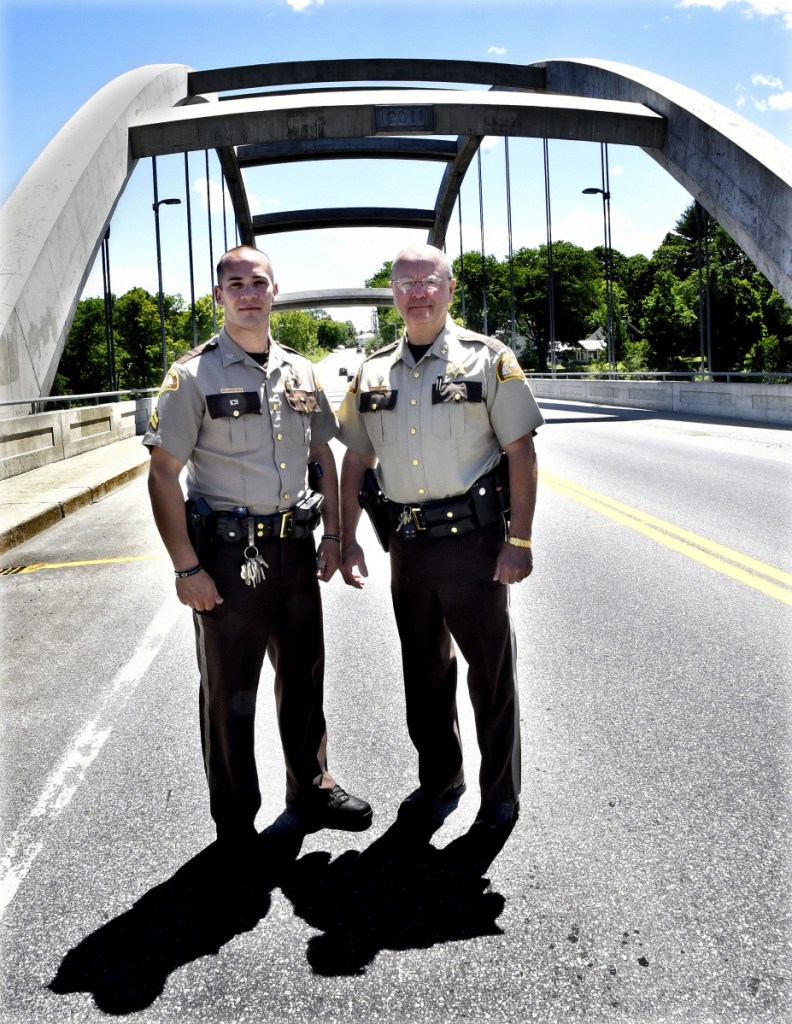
[1, 400, 790, 1024]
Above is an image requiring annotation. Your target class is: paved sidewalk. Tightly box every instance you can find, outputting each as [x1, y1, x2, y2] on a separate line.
[0, 436, 149, 554]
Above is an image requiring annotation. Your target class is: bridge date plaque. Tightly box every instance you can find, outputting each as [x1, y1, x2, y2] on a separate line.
[375, 105, 434, 133]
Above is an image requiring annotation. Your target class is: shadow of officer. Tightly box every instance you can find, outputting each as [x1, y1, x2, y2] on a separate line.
[280, 814, 514, 977]
[48, 821, 304, 1015]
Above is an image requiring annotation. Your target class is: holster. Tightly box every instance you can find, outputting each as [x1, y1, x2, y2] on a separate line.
[358, 468, 392, 552]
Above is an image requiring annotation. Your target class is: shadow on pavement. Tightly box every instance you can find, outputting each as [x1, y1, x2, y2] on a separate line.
[48, 819, 304, 1016]
[280, 817, 511, 977]
[48, 811, 514, 1010]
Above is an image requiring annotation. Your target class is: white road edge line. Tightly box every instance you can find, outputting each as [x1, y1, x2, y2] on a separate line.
[0, 594, 183, 920]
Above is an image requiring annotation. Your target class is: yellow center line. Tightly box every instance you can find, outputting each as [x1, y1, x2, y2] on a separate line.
[12, 554, 165, 574]
[542, 471, 792, 607]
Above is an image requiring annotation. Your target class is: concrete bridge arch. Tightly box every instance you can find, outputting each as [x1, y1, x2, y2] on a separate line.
[1, 57, 789, 406]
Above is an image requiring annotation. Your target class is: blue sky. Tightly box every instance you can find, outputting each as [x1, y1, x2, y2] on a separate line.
[2, 0, 790, 330]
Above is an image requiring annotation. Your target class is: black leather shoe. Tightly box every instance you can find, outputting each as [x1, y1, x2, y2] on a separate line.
[397, 779, 467, 822]
[471, 800, 520, 831]
[289, 785, 373, 832]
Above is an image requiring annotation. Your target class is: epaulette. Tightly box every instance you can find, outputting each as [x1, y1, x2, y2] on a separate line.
[175, 338, 219, 365]
[362, 339, 399, 362]
[455, 329, 509, 354]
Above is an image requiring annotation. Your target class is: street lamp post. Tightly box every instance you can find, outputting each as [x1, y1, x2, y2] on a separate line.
[583, 144, 615, 373]
[152, 158, 182, 376]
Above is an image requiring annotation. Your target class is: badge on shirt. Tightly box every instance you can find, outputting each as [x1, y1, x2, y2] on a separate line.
[497, 352, 526, 383]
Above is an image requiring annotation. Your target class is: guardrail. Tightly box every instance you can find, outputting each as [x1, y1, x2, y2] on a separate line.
[528, 371, 792, 383]
[0, 388, 158, 414]
[0, 392, 159, 481]
[528, 373, 792, 425]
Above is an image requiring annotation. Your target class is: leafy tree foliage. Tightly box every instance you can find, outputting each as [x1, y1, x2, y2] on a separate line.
[57, 201, 791, 393]
[52, 297, 110, 395]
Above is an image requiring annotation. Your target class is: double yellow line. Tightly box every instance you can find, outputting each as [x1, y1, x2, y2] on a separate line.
[542, 471, 792, 607]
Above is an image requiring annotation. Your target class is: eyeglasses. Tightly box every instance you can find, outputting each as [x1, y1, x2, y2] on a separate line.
[391, 275, 450, 292]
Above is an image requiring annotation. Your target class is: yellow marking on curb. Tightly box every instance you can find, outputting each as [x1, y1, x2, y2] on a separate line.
[3, 554, 164, 575]
[543, 471, 792, 607]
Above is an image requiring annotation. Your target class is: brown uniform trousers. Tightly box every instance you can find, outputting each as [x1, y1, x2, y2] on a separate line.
[193, 535, 329, 834]
[389, 520, 521, 808]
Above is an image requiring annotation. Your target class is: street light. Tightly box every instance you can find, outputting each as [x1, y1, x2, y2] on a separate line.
[582, 143, 615, 373]
[152, 157, 182, 375]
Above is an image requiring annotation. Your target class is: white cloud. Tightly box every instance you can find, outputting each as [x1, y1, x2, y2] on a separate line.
[752, 73, 785, 88]
[194, 178, 283, 216]
[738, 71, 792, 113]
[194, 177, 229, 213]
[676, 0, 792, 29]
[488, 46, 507, 55]
[767, 91, 792, 109]
[286, 0, 324, 10]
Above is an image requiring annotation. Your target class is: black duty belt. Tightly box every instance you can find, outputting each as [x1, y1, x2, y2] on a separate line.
[386, 465, 509, 541]
[212, 509, 298, 542]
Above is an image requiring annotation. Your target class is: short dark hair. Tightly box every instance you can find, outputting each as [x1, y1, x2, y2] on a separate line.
[215, 245, 274, 286]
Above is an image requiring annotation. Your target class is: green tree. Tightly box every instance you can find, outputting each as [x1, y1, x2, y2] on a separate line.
[113, 287, 181, 388]
[54, 296, 111, 394]
[316, 318, 354, 350]
[639, 269, 698, 368]
[450, 251, 511, 338]
[271, 309, 325, 358]
[174, 293, 221, 352]
[512, 243, 603, 370]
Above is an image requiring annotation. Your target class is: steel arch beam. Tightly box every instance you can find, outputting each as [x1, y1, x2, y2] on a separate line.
[532, 58, 792, 305]
[3, 56, 789, 405]
[0, 63, 192, 405]
[274, 288, 394, 312]
[187, 58, 546, 95]
[253, 208, 436, 236]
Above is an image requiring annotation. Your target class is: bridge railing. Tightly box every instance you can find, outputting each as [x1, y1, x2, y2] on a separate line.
[0, 388, 158, 416]
[528, 372, 792, 426]
[0, 391, 159, 482]
[529, 370, 792, 383]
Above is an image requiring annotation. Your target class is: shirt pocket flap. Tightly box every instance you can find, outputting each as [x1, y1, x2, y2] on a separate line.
[206, 392, 262, 418]
[431, 381, 483, 404]
[360, 389, 398, 413]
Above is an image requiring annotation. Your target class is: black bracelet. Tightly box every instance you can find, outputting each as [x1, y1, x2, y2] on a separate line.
[321, 533, 341, 543]
[174, 564, 202, 578]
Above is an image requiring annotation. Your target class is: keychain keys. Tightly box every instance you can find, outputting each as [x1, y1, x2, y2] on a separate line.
[241, 518, 269, 587]
[396, 506, 417, 541]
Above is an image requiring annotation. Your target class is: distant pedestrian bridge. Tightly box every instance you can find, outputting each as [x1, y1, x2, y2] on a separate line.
[1, 57, 790, 408]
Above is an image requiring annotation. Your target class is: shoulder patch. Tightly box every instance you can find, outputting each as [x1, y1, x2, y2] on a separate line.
[496, 351, 526, 383]
[157, 368, 180, 396]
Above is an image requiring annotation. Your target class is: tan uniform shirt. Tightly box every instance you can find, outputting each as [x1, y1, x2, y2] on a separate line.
[337, 318, 544, 503]
[143, 327, 338, 513]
